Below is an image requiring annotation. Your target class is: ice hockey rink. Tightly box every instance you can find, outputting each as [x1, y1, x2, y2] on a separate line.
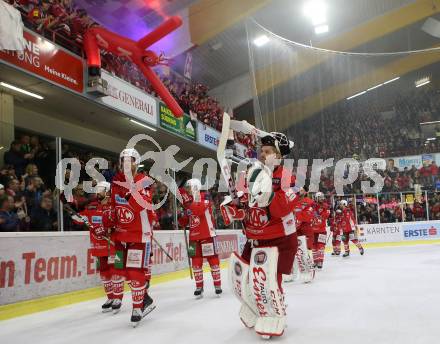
[1, 244, 439, 344]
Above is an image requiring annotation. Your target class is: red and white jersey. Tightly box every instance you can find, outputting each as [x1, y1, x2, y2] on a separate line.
[337, 208, 356, 233]
[179, 191, 216, 241]
[329, 216, 339, 233]
[77, 201, 112, 257]
[243, 165, 300, 240]
[312, 201, 330, 234]
[109, 172, 157, 243]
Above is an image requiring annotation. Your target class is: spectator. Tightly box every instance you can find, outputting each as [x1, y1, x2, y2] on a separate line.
[0, 195, 20, 231]
[30, 196, 57, 231]
[404, 204, 414, 221]
[5, 178, 23, 198]
[23, 163, 39, 186]
[412, 201, 426, 221]
[0, 184, 4, 197]
[24, 176, 46, 212]
[3, 140, 28, 177]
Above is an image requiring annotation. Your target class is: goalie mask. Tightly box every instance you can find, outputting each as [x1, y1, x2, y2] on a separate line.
[261, 132, 293, 157]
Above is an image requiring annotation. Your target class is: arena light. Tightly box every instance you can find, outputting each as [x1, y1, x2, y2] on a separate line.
[420, 120, 440, 125]
[346, 91, 366, 100]
[415, 77, 431, 88]
[129, 119, 157, 131]
[253, 35, 270, 47]
[383, 77, 400, 85]
[367, 83, 384, 91]
[314, 24, 329, 34]
[0, 82, 44, 100]
[303, 0, 327, 25]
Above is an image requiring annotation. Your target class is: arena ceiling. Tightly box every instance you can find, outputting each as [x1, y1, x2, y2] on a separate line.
[72, 0, 440, 131]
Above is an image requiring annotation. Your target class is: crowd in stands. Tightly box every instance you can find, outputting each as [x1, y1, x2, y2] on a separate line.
[292, 86, 440, 161]
[3, 0, 440, 230]
[2, 130, 440, 231]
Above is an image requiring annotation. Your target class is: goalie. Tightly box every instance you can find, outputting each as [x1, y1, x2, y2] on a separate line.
[220, 133, 300, 339]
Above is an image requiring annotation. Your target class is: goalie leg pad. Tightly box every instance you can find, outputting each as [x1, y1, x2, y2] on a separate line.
[297, 236, 315, 283]
[229, 252, 258, 328]
[250, 247, 286, 337]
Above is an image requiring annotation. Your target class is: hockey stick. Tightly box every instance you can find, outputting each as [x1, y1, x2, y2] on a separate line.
[63, 204, 115, 246]
[217, 112, 240, 203]
[183, 226, 193, 279]
[230, 119, 294, 148]
[64, 203, 174, 261]
[152, 236, 174, 261]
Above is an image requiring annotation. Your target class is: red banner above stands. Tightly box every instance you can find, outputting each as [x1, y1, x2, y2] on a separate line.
[0, 30, 84, 93]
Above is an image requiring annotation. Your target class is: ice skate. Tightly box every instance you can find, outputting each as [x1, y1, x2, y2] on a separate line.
[194, 287, 204, 299]
[101, 299, 113, 313]
[214, 286, 222, 296]
[112, 299, 122, 314]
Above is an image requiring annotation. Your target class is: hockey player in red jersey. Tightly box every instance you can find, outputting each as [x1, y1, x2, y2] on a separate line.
[178, 178, 222, 298]
[311, 192, 330, 269]
[107, 148, 157, 326]
[330, 210, 342, 256]
[339, 200, 364, 257]
[221, 133, 300, 339]
[74, 181, 115, 312]
[290, 187, 316, 282]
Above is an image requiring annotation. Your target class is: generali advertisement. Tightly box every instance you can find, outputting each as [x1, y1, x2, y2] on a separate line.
[0, 230, 243, 305]
[0, 29, 84, 93]
[99, 70, 158, 126]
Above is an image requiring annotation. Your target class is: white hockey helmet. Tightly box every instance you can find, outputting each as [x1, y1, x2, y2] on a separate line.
[119, 148, 141, 164]
[186, 178, 202, 193]
[314, 191, 325, 201]
[340, 200, 348, 207]
[96, 181, 110, 193]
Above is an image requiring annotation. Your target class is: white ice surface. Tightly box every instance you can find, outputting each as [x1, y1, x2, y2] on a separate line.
[1, 244, 439, 344]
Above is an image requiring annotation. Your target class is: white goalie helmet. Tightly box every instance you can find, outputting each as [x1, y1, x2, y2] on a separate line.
[247, 163, 273, 208]
[340, 200, 348, 207]
[119, 148, 141, 164]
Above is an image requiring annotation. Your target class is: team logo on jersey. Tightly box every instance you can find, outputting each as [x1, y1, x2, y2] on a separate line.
[234, 262, 242, 276]
[116, 206, 134, 224]
[254, 251, 267, 265]
[190, 215, 201, 228]
[115, 194, 128, 205]
[91, 216, 102, 224]
[247, 208, 269, 227]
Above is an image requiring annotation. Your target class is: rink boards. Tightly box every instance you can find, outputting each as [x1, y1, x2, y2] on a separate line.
[1, 221, 440, 306]
[0, 230, 246, 305]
